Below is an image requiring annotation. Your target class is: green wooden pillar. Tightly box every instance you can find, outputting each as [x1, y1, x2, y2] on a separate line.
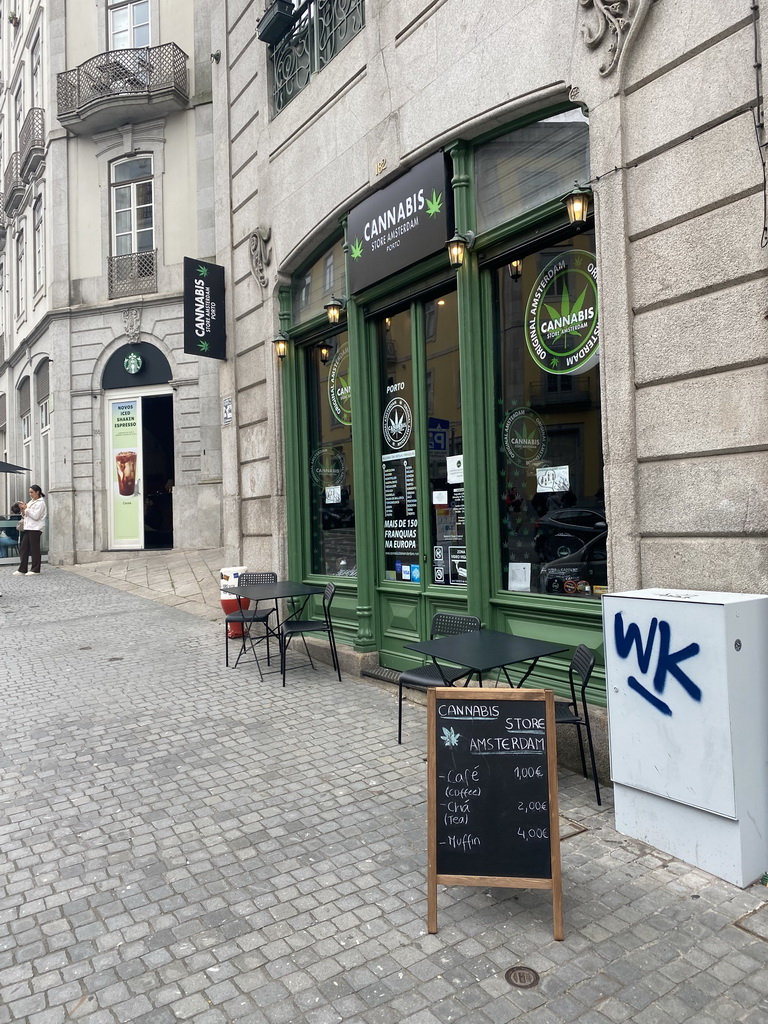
[346, 295, 378, 651]
[448, 142, 493, 623]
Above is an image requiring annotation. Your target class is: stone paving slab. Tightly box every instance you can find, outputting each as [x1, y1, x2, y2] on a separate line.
[0, 564, 766, 1024]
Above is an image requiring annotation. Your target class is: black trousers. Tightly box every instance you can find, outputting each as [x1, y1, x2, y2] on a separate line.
[19, 531, 42, 573]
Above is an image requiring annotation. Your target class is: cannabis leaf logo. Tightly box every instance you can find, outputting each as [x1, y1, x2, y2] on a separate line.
[440, 727, 461, 748]
[426, 189, 443, 217]
[350, 237, 363, 260]
[196, 265, 209, 277]
[389, 411, 406, 437]
[550, 357, 560, 368]
[544, 283, 589, 325]
[198, 339, 210, 353]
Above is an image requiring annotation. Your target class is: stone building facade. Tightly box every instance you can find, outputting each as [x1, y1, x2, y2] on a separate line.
[0, 0, 222, 562]
[210, 0, 767, 683]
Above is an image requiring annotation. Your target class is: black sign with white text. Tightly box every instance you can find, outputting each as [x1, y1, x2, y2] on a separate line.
[347, 152, 450, 293]
[183, 257, 226, 360]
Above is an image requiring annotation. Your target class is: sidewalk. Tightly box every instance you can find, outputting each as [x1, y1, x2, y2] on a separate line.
[0, 557, 766, 1024]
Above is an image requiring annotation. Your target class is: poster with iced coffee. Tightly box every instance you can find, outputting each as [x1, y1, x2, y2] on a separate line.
[109, 398, 143, 548]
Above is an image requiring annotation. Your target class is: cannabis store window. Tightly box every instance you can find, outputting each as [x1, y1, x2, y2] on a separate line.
[305, 333, 356, 576]
[494, 232, 605, 598]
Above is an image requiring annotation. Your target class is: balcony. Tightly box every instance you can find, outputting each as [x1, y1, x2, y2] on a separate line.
[57, 43, 189, 135]
[270, 0, 365, 116]
[0, 200, 6, 250]
[20, 108, 45, 181]
[3, 154, 24, 218]
[108, 250, 158, 299]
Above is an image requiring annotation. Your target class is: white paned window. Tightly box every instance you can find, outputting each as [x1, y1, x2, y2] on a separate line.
[15, 230, 25, 318]
[33, 200, 44, 293]
[110, 1, 150, 49]
[31, 34, 42, 108]
[111, 156, 154, 255]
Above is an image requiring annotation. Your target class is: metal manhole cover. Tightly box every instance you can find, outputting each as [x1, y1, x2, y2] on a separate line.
[505, 966, 540, 988]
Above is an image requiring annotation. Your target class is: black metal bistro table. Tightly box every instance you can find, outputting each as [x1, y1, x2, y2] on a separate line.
[222, 580, 324, 672]
[405, 629, 568, 687]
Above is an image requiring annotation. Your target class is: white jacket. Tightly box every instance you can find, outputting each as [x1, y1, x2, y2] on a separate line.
[23, 498, 46, 532]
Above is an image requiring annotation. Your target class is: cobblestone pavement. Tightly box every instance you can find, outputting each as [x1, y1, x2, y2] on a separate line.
[1, 563, 767, 1024]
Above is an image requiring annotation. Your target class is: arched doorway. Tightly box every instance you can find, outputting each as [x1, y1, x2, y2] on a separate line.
[102, 344, 175, 550]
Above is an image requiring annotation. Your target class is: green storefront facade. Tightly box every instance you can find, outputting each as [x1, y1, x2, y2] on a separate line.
[277, 106, 607, 704]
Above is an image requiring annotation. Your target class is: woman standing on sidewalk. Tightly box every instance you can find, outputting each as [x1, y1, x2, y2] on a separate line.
[15, 485, 47, 576]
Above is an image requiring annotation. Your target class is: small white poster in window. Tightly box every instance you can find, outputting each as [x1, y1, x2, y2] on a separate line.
[325, 485, 341, 504]
[446, 455, 464, 484]
[432, 490, 448, 505]
[536, 465, 570, 493]
[508, 562, 531, 592]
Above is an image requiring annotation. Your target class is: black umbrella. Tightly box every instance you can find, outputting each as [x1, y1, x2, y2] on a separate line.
[0, 461, 29, 474]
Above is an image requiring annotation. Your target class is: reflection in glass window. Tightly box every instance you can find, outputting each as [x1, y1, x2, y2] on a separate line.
[307, 333, 356, 575]
[475, 109, 590, 234]
[379, 309, 418, 583]
[424, 292, 465, 588]
[495, 232, 605, 598]
[291, 238, 346, 325]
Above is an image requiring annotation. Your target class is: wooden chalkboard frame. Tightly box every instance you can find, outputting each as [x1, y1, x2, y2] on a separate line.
[427, 688, 563, 939]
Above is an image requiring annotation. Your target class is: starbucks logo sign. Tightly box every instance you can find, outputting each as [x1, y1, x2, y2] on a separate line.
[327, 342, 352, 426]
[502, 407, 548, 468]
[526, 250, 599, 375]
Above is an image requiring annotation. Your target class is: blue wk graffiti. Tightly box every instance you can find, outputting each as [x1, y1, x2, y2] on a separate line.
[613, 613, 702, 716]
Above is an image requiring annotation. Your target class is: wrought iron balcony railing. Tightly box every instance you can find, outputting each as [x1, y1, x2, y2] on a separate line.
[57, 43, 189, 134]
[3, 154, 24, 218]
[0, 199, 6, 249]
[108, 250, 158, 299]
[270, 0, 365, 116]
[20, 108, 45, 181]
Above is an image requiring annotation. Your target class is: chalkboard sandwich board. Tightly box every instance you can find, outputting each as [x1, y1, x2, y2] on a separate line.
[427, 687, 563, 939]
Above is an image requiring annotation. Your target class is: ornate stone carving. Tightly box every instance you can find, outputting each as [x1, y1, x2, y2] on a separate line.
[249, 226, 272, 290]
[122, 308, 141, 344]
[580, 0, 657, 78]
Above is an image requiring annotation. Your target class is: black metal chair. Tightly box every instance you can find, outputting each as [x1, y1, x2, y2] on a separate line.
[279, 582, 341, 686]
[397, 613, 481, 744]
[225, 572, 278, 671]
[555, 643, 601, 805]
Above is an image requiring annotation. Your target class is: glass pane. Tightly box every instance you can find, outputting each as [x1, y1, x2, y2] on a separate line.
[135, 206, 153, 231]
[379, 309, 418, 583]
[425, 292, 464, 587]
[135, 182, 153, 207]
[115, 235, 132, 256]
[291, 238, 346, 326]
[115, 210, 132, 234]
[476, 110, 590, 233]
[111, 9, 129, 32]
[134, 25, 150, 47]
[136, 229, 154, 251]
[495, 232, 605, 598]
[113, 187, 130, 210]
[112, 157, 152, 183]
[306, 333, 356, 576]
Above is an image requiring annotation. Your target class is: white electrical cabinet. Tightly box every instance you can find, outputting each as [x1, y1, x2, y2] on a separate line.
[603, 589, 768, 888]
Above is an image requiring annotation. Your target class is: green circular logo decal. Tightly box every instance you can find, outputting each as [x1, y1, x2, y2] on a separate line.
[502, 407, 548, 468]
[309, 446, 345, 487]
[327, 342, 352, 426]
[525, 250, 599, 375]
